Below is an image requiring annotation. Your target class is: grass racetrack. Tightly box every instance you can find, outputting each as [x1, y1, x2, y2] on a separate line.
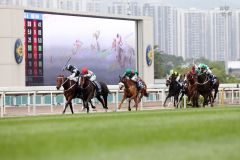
[0, 106, 240, 160]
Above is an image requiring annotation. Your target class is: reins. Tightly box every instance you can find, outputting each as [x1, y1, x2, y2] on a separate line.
[80, 77, 91, 90]
[57, 76, 76, 92]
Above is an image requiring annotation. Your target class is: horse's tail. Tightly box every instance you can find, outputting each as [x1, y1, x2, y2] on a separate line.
[107, 89, 112, 94]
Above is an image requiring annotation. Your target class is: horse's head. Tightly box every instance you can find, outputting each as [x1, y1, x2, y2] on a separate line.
[118, 75, 125, 90]
[166, 75, 174, 87]
[186, 72, 198, 85]
[80, 75, 90, 88]
[56, 75, 65, 90]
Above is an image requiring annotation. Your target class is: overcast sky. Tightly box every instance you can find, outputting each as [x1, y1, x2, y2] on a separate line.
[138, 0, 240, 9]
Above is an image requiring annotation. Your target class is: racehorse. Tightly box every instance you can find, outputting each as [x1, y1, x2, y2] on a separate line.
[56, 75, 96, 114]
[118, 75, 139, 111]
[197, 73, 214, 107]
[163, 75, 182, 108]
[79, 75, 110, 113]
[185, 72, 200, 107]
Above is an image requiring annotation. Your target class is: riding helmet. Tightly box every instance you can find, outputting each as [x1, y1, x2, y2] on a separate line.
[81, 67, 88, 74]
[67, 64, 74, 70]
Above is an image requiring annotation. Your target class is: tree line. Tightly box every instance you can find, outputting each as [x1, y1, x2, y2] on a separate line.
[154, 48, 240, 83]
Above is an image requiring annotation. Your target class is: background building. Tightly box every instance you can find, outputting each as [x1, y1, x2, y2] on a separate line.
[0, 4, 154, 86]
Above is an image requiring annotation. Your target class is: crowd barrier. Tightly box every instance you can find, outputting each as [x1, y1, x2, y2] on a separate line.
[0, 84, 240, 117]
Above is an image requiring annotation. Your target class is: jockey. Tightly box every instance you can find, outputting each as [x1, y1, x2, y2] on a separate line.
[81, 67, 101, 95]
[124, 68, 144, 90]
[170, 69, 184, 91]
[170, 69, 180, 81]
[124, 68, 134, 78]
[191, 64, 200, 75]
[63, 64, 80, 82]
[198, 63, 216, 85]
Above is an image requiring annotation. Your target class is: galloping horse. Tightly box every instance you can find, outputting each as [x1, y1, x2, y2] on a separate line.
[186, 72, 214, 107]
[56, 75, 96, 114]
[197, 73, 214, 107]
[79, 76, 110, 113]
[163, 75, 182, 108]
[185, 72, 199, 107]
[118, 75, 139, 111]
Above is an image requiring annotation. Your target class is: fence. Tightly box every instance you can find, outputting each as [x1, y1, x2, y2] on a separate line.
[0, 84, 240, 117]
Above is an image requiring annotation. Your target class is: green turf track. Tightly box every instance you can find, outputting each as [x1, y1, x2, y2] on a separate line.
[0, 106, 239, 160]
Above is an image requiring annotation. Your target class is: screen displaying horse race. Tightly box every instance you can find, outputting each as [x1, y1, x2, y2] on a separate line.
[24, 11, 137, 86]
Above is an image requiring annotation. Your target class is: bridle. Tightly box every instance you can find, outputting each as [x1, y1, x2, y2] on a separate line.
[80, 76, 91, 90]
[57, 76, 76, 92]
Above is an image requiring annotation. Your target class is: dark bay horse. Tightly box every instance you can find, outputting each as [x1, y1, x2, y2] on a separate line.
[118, 75, 139, 111]
[185, 72, 214, 107]
[56, 75, 96, 114]
[79, 76, 110, 113]
[163, 76, 182, 108]
[197, 73, 214, 107]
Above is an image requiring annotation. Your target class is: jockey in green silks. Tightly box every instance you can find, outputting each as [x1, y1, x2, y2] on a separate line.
[197, 63, 217, 85]
[124, 68, 143, 90]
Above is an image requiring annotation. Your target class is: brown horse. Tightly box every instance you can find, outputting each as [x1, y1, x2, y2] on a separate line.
[118, 75, 139, 111]
[185, 72, 214, 107]
[56, 75, 96, 114]
[79, 76, 110, 113]
[197, 73, 214, 107]
[185, 72, 199, 107]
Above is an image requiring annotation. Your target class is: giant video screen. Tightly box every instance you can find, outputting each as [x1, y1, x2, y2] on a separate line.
[24, 12, 137, 86]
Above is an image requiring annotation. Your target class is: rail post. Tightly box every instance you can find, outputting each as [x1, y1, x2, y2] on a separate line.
[184, 95, 186, 109]
[50, 92, 53, 113]
[33, 91, 36, 115]
[220, 88, 225, 105]
[115, 91, 119, 112]
[0, 92, 3, 117]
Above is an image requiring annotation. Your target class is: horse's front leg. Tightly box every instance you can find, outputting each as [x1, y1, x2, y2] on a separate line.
[176, 92, 184, 108]
[63, 97, 72, 114]
[69, 101, 74, 114]
[89, 100, 96, 110]
[128, 94, 138, 111]
[62, 102, 68, 114]
[163, 94, 171, 107]
[83, 100, 90, 113]
[133, 97, 138, 111]
[128, 99, 131, 111]
[138, 92, 143, 103]
[118, 94, 127, 110]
